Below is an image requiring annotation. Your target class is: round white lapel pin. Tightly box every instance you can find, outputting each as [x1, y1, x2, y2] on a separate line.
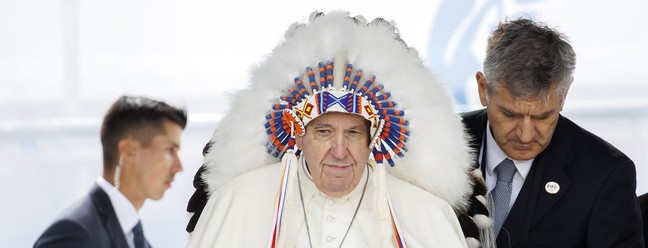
[545, 181, 560, 194]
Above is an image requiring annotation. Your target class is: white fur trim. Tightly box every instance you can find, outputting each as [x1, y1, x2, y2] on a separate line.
[471, 167, 483, 178]
[476, 195, 488, 207]
[472, 214, 493, 228]
[474, 214, 496, 248]
[466, 237, 480, 248]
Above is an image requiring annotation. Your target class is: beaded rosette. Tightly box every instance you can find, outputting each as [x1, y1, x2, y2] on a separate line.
[265, 62, 408, 166]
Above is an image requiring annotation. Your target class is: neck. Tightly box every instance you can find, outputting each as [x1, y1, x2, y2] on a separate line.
[120, 183, 145, 210]
[102, 174, 144, 210]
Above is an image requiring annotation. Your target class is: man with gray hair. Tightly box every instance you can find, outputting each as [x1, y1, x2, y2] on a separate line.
[462, 18, 644, 247]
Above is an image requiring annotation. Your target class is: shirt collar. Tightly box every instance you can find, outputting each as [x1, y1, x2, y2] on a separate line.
[96, 177, 141, 235]
[485, 122, 534, 179]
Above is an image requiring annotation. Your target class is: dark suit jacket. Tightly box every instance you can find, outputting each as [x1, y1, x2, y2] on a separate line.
[639, 192, 648, 247]
[34, 184, 131, 248]
[462, 109, 644, 248]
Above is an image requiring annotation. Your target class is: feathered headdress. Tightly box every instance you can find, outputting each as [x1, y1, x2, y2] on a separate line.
[200, 12, 486, 245]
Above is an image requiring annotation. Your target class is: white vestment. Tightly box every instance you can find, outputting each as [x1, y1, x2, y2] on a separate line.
[188, 156, 468, 248]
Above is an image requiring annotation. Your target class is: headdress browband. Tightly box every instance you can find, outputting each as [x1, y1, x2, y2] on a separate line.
[265, 61, 409, 166]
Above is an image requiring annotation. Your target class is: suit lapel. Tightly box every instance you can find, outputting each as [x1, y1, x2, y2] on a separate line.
[499, 116, 573, 247]
[460, 109, 488, 170]
[91, 184, 130, 248]
[465, 111, 575, 247]
[529, 116, 572, 227]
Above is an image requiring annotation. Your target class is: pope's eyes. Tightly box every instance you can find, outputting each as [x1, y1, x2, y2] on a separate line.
[348, 130, 363, 135]
[316, 129, 331, 134]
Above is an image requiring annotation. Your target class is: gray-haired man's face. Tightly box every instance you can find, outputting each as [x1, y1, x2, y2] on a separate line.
[477, 73, 563, 160]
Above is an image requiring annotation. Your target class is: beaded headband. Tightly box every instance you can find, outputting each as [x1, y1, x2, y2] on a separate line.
[265, 61, 408, 166]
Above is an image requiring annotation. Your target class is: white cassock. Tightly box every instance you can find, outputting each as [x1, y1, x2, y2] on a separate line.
[188, 156, 468, 248]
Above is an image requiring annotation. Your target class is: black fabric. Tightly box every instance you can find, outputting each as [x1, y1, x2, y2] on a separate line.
[459, 111, 493, 244]
[461, 109, 644, 248]
[639, 192, 648, 247]
[186, 142, 212, 233]
[455, 168, 490, 242]
[459, 170, 491, 242]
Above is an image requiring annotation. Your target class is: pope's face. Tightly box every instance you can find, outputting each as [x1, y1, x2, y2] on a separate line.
[296, 112, 371, 198]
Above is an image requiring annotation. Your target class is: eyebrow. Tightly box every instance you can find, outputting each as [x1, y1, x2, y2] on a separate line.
[167, 140, 181, 149]
[311, 123, 367, 131]
[312, 123, 333, 129]
[500, 106, 555, 118]
[348, 125, 368, 131]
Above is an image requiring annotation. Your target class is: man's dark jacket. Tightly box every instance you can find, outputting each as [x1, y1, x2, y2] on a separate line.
[462, 109, 644, 248]
[34, 184, 145, 248]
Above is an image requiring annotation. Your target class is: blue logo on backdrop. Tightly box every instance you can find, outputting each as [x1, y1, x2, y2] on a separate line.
[426, 0, 541, 107]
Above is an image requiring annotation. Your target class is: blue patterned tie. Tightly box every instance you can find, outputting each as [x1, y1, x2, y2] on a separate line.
[492, 158, 517, 237]
[132, 221, 146, 248]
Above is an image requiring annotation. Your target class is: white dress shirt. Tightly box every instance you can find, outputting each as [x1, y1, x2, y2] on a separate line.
[483, 122, 534, 209]
[96, 177, 141, 248]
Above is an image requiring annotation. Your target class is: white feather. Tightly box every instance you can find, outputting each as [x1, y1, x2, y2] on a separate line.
[201, 11, 474, 210]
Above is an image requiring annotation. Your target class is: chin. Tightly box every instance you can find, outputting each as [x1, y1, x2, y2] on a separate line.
[148, 196, 159, 201]
[509, 151, 540, 161]
[324, 182, 353, 194]
[504, 144, 541, 160]
[150, 192, 166, 200]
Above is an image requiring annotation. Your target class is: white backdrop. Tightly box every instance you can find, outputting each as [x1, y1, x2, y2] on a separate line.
[1, 0, 646, 247]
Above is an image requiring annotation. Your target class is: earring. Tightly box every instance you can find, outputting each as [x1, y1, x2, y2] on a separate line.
[114, 154, 124, 189]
